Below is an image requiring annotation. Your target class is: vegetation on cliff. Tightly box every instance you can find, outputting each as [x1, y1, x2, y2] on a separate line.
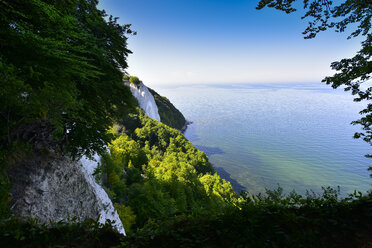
[0, 217, 125, 248]
[96, 110, 235, 233]
[123, 75, 187, 130]
[0, 0, 371, 247]
[0, 0, 135, 160]
[123, 76, 141, 87]
[148, 88, 187, 131]
[125, 188, 372, 248]
[0, 0, 134, 217]
[1, 188, 371, 247]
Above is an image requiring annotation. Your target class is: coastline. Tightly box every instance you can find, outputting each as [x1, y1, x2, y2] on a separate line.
[180, 120, 193, 133]
[214, 166, 246, 193]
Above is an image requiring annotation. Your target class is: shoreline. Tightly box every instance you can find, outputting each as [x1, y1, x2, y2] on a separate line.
[214, 166, 246, 193]
[180, 120, 193, 133]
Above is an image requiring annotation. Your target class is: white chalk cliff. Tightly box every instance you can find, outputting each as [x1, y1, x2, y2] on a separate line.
[125, 81, 161, 122]
[80, 153, 126, 235]
[8, 80, 164, 236]
[10, 152, 125, 235]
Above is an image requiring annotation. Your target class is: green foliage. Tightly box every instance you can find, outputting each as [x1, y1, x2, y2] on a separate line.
[129, 76, 141, 86]
[0, 0, 137, 227]
[99, 112, 235, 229]
[110, 135, 148, 169]
[124, 189, 372, 248]
[0, 2, 369, 247]
[256, 0, 372, 175]
[0, 217, 124, 248]
[0, 141, 31, 218]
[148, 87, 187, 130]
[0, 175, 10, 219]
[1, 187, 370, 247]
[99, 152, 128, 202]
[114, 203, 137, 234]
[0, 0, 135, 159]
[199, 173, 236, 202]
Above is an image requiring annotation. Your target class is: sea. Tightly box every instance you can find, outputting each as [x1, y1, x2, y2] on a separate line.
[154, 83, 372, 196]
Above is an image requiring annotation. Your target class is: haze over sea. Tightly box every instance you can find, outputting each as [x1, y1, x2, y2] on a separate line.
[155, 83, 371, 195]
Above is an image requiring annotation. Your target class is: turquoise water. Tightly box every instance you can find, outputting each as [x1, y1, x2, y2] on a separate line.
[155, 83, 371, 195]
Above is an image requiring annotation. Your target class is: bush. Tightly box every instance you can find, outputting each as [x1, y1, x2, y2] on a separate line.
[124, 189, 372, 248]
[0, 217, 124, 248]
[129, 77, 141, 86]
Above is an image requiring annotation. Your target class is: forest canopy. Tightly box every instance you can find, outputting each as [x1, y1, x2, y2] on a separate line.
[97, 110, 235, 232]
[0, 0, 135, 159]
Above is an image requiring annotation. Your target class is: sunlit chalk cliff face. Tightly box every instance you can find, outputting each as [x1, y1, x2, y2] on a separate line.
[125, 81, 161, 121]
[80, 153, 125, 235]
[76, 79, 164, 235]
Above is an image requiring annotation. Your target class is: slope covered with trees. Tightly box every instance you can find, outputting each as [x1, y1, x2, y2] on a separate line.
[147, 88, 187, 131]
[123, 75, 187, 131]
[96, 109, 235, 232]
[0, 0, 135, 216]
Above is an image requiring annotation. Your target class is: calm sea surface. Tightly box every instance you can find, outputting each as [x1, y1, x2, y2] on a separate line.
[155, 83, 371, 195]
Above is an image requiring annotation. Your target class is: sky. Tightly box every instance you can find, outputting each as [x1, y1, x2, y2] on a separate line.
[98, 0, 362, 86]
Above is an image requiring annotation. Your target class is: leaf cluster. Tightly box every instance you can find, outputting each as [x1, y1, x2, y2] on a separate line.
[0, 0, 135, 159]
[256, 0, 371, 39]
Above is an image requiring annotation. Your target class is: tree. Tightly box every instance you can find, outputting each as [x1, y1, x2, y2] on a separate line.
[0, 0, 136, 159]
[256, 0, 372, 175]
[129, 76, 141, 86]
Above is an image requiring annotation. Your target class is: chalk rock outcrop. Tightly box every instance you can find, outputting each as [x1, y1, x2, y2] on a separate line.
[9, 152, 125, 235]
[125, 81, 161, 121]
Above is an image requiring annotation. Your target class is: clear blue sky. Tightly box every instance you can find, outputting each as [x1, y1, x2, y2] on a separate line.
[98, 0, 361, 86]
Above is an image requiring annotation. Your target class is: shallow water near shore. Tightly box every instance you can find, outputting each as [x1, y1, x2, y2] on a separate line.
[155, 83, 371, 195]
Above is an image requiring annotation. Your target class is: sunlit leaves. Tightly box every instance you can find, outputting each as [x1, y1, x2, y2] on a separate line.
[99, 113, 236, 229]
